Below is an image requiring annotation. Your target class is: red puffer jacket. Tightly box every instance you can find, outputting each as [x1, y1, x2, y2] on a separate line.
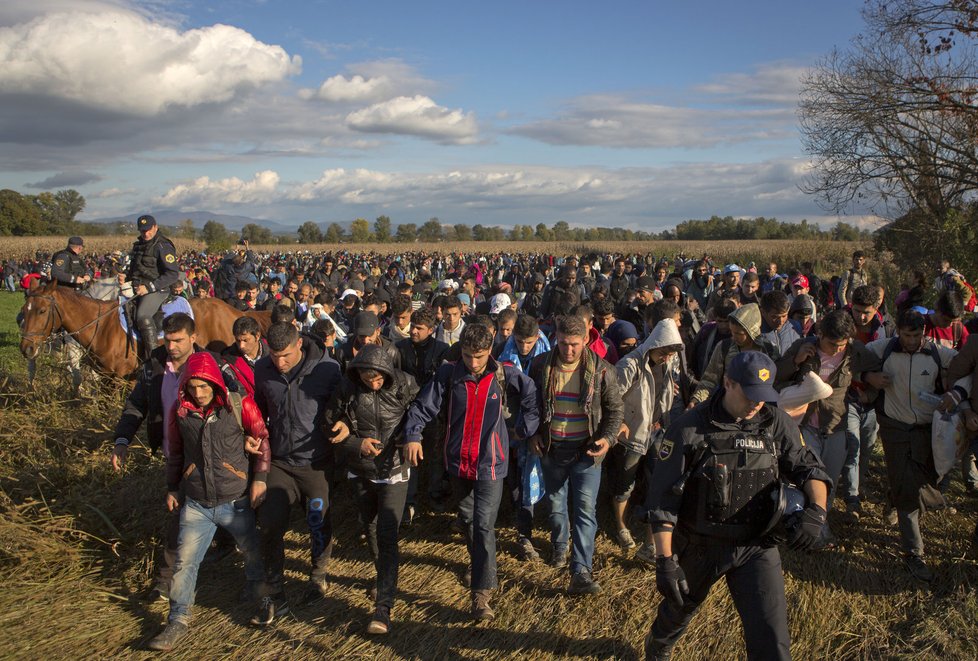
[166, 352, 270, 507]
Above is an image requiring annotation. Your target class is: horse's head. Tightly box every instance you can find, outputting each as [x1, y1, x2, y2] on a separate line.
[19, 282, 61, 360]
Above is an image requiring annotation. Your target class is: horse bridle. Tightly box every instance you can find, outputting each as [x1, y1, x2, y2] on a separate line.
[20, 291, 118, 345]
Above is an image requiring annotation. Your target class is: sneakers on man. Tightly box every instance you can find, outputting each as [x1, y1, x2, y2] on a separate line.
[885, 508, 898, 526]
[471, 590, 494, 621]
[250, 593, 290, 626]
[568, 571, 603, 596]
[143, 582, 169, 603]
[845, 499, 863, 522]
[302, 575, 328, 603]
[147, 621, 189, 651]
[366, 605, 391, 635]
[516, 536, 540, 562]
[402, 504, 416, 527]
[617, 528, 637, 551]
[904, 553, 933, 582]
[549, 546, 568, 570]
[635, 542, 657, 566]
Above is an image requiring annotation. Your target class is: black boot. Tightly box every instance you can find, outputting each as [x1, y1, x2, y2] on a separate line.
[137, 321, 158, 360]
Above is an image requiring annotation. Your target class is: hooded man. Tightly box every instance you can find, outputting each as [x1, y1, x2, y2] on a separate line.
[690, 303, 775, 406]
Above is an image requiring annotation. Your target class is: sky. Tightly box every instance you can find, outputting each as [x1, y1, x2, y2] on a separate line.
[0, 0, 874, 232]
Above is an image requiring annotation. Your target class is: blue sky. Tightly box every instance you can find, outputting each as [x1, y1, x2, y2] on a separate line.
[0, 0, 872, 232]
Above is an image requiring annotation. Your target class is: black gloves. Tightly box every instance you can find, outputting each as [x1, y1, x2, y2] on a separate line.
[787, 503, 826, 551]
[655, 555, 689, 607]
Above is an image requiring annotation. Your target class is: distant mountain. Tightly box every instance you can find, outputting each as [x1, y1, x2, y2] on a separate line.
[87, 210, 299, 234]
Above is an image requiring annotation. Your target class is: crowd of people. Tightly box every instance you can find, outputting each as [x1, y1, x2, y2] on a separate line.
[13, 224, 978, 659]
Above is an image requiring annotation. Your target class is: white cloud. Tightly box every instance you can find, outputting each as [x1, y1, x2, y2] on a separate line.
[299, 59, 435, 104]
[301, 73, 395, 103]
[695, 63, 808, 106]
[94, 186, 135, 198]
[511, 94, 794, 148]
[346, 95, 479, 144]
[0, 8, 301, 116]
[155, 170, 280, 207]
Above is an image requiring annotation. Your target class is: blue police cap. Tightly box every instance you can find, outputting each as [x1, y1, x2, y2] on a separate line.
[137, 214, 157, 230]
[727, 351, 778, 402]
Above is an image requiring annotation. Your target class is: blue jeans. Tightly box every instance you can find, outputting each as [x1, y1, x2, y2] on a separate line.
[542, 446, 602, 574]
[842, 404, 878, 502]
[802, 427, 847, 542]
[453, 476, 504, 590]
[4, 274, 16, 292]
[169, 496, 263, 625]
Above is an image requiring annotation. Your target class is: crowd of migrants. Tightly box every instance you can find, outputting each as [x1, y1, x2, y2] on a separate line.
[11, 234, 978, 658]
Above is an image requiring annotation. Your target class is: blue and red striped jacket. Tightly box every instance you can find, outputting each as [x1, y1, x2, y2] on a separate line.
[404, 357, 540, 481]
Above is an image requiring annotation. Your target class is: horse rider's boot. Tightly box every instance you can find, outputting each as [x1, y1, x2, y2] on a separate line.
[137, 317, 159, 361]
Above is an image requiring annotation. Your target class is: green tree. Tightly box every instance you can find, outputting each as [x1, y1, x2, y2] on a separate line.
[54, 189, 85, 229]
[535, 223, 553, 242]
[395, 223, 417, 243]
[178, 218, 196, 240]
[240, 223, 272, 244]
[419, 218, 444, 242]
[324, 222, 345, 243]
[201, 220, 231, 250]
[551, 220, 570, 241]
[374, 215, 392, 243]
[350, 218, 372, 243]
[0, 189, 44, 235]
[297, 221, 323, 244]
[454, 223, 472, 241]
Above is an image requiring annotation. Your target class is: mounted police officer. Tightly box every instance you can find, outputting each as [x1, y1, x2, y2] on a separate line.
[644, 351, 831, 661]
[51, 236, 90, 290]
[119, 214, 180, 359]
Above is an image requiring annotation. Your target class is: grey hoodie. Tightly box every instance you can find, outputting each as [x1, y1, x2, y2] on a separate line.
[615, 318, 684, 454]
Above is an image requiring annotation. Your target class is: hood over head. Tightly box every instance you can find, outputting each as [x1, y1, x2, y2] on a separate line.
[645, 318, 684, 352]
[730, 302, 762, 341]
[347, 343, 395, 383]
[178, 352, 228, 411]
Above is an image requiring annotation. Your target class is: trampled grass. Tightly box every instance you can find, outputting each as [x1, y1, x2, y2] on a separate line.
[2, 290, 977, 660]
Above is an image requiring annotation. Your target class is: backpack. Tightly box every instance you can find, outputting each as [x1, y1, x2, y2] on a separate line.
[227, 390, 244, 432]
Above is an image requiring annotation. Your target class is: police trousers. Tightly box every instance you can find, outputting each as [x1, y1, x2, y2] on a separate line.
[646, 532, 790, 661]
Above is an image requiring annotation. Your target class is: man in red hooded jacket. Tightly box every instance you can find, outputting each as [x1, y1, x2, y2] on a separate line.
[148, 352, 270, 651]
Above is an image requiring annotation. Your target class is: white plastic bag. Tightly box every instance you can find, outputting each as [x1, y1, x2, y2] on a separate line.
[932, 410, 960, 481]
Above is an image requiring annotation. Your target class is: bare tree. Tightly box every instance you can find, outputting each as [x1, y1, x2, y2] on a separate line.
[799, 0, 978, 225]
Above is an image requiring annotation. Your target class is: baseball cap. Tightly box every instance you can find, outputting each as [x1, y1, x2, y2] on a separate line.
[635, 275, 657, 293]
[724, 264, 742, 275]
[68, 236, 84, 246]
[136, 214, 157, 231]
[791, 275, 809, 289]
[489, 293, 512, 315]
[353, 311, 379, 336]
[727, 351, 779, 402]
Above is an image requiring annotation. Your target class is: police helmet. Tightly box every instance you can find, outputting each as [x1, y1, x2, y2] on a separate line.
[762, 482, 807, 543]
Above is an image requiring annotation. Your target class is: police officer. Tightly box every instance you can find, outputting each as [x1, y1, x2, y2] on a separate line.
[51, 236, 90, 289]
[119, 214, 180, 359]
[644, 351, 831, 661]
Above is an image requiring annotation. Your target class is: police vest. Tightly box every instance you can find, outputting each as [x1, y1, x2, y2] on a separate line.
[52, 249, 87, 287]
[129, 233, 173, 286]
[680, 426, 780, 542]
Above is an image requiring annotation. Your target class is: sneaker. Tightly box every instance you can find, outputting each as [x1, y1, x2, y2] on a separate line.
[471, 590, 494, 621]
[450, 517, 467, 537]
[367, 585, 378, 602]
[250, 593, 289, 626]
[461, 566, 472, 589]
[616, 528, 637, 551]
[147, 621, 189, 651]
[549, 546, 568, 570]
[516, 537, 540, 562]
[904, 553, 933, 582]
[635, 542, 657, 566]
[366, 605, 390, 635]
[568, 571, 603, 595]
[845, 499, 863, 522]
[402, 504, 416, 527]
[885, 508, 898, 526]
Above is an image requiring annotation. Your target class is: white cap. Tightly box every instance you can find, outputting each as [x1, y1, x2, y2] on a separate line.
[489, 293, 512, 315]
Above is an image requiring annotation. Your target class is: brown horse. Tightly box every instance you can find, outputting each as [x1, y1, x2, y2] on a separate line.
[19, 282, 272, 380]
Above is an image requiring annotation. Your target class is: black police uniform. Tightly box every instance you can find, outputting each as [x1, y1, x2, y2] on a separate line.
[51, 247, 88, 289]
[126, 228, 180, 357]
[645, 389, 831, 661]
